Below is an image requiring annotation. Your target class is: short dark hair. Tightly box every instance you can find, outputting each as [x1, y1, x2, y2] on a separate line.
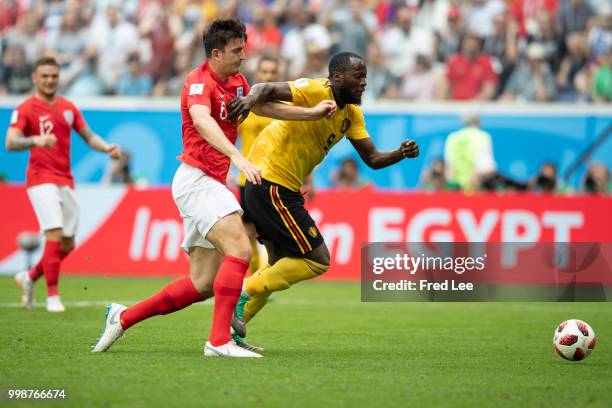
[328, 52, 363, 76]
[33, 56, 59, 71]
[202, 18, 247, 58]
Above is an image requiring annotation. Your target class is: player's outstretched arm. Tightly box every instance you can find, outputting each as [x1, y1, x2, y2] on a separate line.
[228, 82, 293, 122]
[251, 100, 336, 121]
[77, 128, 121, 159]
[350, 138, 420, 170]
[189, 104, 262, 185]
[5, 128, 57, 151]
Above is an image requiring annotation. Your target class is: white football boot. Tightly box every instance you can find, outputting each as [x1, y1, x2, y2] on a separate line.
[204, 340, 262, 358]
[92, 303, 127, 352]
[46, 295, 65, 312]
[14, 271, 34, 309]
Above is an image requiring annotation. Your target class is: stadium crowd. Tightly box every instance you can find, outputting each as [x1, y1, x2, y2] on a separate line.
[0, 0, 610, 102]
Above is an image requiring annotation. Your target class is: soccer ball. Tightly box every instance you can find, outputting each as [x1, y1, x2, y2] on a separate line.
[553, 319, 596, 361]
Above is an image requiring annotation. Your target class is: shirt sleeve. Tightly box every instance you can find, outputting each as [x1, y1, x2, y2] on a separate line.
[186, 78, 213, 110]
[288, 78, 326, 107]
[9, 103, 28, 131]
[72, 104, 88, 132]
[346, 106, 370, 140]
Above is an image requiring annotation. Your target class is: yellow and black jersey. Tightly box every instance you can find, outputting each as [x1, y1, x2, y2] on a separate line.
[238, 112, 274, 186]
[248, 78, 370, 192]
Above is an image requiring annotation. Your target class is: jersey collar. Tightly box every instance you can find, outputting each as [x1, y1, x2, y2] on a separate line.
[202, 61, 230, 85]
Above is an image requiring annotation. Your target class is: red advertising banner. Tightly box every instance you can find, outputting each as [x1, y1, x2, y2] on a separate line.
[1, 185, 611, 280]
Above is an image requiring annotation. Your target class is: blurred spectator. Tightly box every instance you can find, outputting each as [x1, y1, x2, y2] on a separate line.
[526, 10, 563, 71]
[3, 12, 44, 63]
[588, 13, 612, 61]
[1, 45, 32, 94]
[421, 158, 459, 191]
[139, 4, 181, 84]
[89, 5, 140, 92]
[509, 0, 558, 37]
[332, 158, 370, 189]
[501, 43, 557, 102]
[153, 50, 194, 96]
[557, 0, 596, 39]
[444, 115, 497, 192]
[43, 0, 68, 32]
[245, 6, 282, 58]
[378, 7, 434, 78]
[299, 44, 330, 79]
[45, 7, 85, 62]
[414, 0, 451, 36]
[464, 0, 507, 38]
[394, 54, 436, 101]
[117, 53, 153, 96]
[483, 12, 519, 95]
[66, 48, 105, 97]
[433, 4, 466, 65]
[102, 151, 134, 185]
[592, 47, 612, 102]
[175, 0, 218, 31]
[362, 42, 398, 102]
[556, 32, 590, 101]
[439, 34, 498, 100]
[0, 0, 608, 104]
[328, 0, 377, 59]
[281, 8, 331, 79]
[45, 6, 86, 86]
[528, 162, 567, 192]
[583, 162, 611, 194]
[0, 1, 18, 31]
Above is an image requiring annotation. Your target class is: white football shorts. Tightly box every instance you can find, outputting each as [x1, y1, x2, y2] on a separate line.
[172, 162, 242, 252]
[27, 183, 79, 236]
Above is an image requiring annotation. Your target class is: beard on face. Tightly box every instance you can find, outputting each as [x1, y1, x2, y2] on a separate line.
[339, 84, 362, 105]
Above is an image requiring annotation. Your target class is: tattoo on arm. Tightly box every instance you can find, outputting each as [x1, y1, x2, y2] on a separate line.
[8, 136, 35, 151]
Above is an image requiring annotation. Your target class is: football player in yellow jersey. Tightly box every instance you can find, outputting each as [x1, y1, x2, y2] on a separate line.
[228, 52, 419, 351]
[238, 56, 279, 275]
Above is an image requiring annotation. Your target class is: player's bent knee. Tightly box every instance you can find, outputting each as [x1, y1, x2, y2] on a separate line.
[60, 238, 75, 253]
[207, 214, 252, 260]
[222, 241, 252, 261]
[307, 244, 331, 268]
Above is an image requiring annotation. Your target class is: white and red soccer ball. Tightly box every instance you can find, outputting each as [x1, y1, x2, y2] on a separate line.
[553, 319, 596, 361]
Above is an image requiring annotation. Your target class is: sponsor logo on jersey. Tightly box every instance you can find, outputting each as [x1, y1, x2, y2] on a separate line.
[237, 86, 243, 97]
[189, 83, 204, 95]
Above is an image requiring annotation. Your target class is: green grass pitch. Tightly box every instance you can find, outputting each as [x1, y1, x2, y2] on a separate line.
[1, 276, 611, 407]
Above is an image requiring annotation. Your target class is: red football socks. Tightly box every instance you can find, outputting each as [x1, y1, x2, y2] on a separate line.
[41, 241, 62, 297]
[208, 256, 249, 346]
[120, 277, 204, 330]
[28, 261, 43, 281]
[29, 248, 70, 282]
